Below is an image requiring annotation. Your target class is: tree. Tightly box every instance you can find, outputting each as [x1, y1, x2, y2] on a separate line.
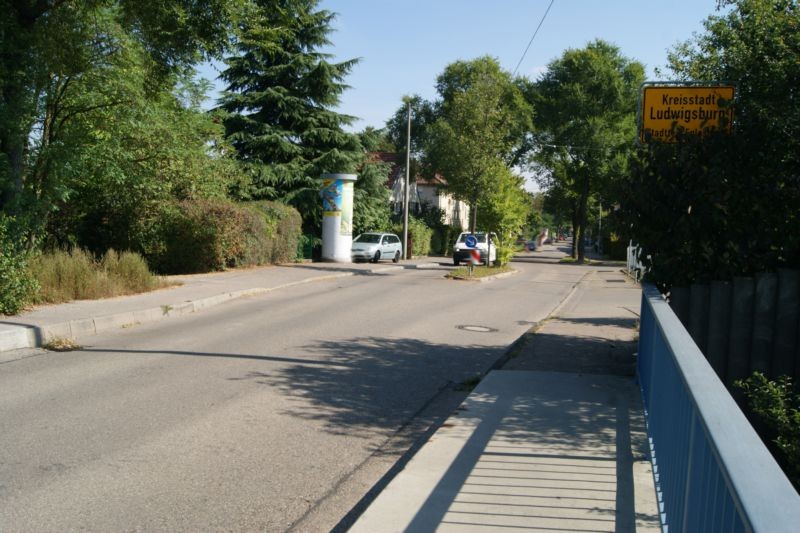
[529, 40, 644, 262]
[423, 57, 532, 232]
[218, 0, 362, 233]
[476, 168, 532, 265]
[0, 0, 235, 244]
[352, 129, 392, 235]
[620, 0, 800, 287]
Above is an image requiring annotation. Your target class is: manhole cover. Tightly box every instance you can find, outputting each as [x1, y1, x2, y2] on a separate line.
[457, 325, 498, 333]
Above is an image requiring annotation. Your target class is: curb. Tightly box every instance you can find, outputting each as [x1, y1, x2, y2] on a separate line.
[446, 269, 519, 283]
[0, 272, 355, 353]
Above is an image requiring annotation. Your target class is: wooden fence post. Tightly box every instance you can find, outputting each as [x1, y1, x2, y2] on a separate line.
[728, 277, 754, 386]
[689, 283, 710, 355]
[707, 280, 732, 379]
[670, 286, 690, 328]
[750, 273, 777, 375]
[772, 269, 798, 378]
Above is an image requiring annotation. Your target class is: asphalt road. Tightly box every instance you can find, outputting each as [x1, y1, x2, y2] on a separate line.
[0, 256, 587, 532]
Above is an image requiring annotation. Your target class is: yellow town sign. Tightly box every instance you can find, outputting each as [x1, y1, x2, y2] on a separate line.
[639, 85, 735, 143]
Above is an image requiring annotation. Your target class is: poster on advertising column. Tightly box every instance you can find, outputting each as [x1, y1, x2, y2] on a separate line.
[639, 84, 735, 143]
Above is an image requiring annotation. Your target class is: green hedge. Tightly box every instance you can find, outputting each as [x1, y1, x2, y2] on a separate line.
[151, 199, 303, 274]
[393, 216, 433, 257]
[0, 217, 38, 315]
[431, 224, 463, 256]
[246, 201, 303, 264]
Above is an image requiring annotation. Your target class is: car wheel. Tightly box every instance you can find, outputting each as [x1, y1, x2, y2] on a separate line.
[372, 251, 381, 263]
[453, 257, 460, 266]
[393, 251, 400, 263]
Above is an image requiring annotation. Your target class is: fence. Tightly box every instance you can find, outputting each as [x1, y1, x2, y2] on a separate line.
[627, 241, 645, 281]
[668, 270, 800, 387]
[638, 283, 800, 532]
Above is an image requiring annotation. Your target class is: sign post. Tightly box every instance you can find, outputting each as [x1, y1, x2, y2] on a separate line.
[639, 84, 735, 143]
[465, 234, 478, 276]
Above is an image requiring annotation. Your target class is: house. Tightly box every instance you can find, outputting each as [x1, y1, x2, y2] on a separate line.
[371, 152, 468, 230]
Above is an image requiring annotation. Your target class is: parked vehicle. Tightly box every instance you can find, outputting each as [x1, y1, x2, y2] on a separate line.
[351, 232, 403, 263]
[452, 232, 497, 266]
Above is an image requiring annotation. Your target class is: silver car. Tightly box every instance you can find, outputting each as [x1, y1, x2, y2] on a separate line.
[351, 232, 403, 263]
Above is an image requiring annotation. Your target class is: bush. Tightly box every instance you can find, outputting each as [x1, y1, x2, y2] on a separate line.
[736, 372, 800, 490]
[0, 217, 38, 315]
[246, 201, 303, 263]
[152, 199, 253, 274]
[29, 248, 163, 304]
[393, 216, 433, 257]
[431, 224, 462, 256]
[495, 242, 516, 266]
[151, 199, 303, 274]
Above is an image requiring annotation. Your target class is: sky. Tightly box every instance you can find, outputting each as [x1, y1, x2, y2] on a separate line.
[200, 0, 726, 132]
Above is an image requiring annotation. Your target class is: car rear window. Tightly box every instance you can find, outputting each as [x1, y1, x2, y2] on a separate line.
[355, 234, 381, 243]
[458, 233, 486, 243]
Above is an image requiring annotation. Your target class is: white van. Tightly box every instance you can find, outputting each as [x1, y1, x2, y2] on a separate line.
[452, 232, 497, 265]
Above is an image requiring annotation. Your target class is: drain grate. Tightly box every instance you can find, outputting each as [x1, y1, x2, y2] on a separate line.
[457, 325, 498, 333]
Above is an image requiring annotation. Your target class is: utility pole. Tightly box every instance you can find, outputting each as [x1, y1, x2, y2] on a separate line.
[598, 199, 602, 255]
[403, 100, 411, 259]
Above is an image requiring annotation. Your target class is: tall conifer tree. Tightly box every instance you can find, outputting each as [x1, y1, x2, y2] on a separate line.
[219, 0, 361, 209]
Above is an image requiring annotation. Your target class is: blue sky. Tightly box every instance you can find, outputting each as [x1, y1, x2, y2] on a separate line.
[200, 1, 725, 131]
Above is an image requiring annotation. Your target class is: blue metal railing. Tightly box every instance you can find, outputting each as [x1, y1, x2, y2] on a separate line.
[638, 283, 800, 532]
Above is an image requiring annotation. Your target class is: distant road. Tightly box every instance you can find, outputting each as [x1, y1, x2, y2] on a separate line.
[0, 258, 586, 531]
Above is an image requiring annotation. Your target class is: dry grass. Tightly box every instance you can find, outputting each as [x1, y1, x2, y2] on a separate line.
[29, 249, 169, 304]
[42, 337, 82, 352]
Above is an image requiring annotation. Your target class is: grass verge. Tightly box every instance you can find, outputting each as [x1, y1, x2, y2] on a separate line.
[29, 248, 173, 305]
[447, 265, 514, 279]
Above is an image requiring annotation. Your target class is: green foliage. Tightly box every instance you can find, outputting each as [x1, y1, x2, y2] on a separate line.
[0, 1, 237, 244]
[0, 216, 38, 315]
[448, 265, 513, 279]
[219, 0, 362, 233]
[476, 168, 532, 265]
[152, 199, 302, 274]
[28, 248, 163, 305]
[736, 372, 800, 490]
[153, 199, 256, 274]
[530, 40, 644, 261]
[622, 0, 800, 288]
[423, 57, 532, 230]
[353, 130, 392, 235]
[246, 201, 303, 264]
[431, 224, 462, 256]
[393, 216, 433, 257]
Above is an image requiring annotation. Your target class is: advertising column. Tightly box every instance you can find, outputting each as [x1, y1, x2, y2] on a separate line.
[320, 173, 357, 262]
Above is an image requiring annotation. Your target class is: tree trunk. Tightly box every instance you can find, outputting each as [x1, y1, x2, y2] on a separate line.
[571, 205, 579, 259]
[470, 202, 478, 233]
[576, 175, 590, 264]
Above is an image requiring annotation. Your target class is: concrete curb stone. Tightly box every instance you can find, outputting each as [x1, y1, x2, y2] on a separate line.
[0, 271, 355, 353]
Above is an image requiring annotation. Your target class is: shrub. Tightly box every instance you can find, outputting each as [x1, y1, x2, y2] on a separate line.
[153, 199, 254, 274]
[151, 199, 303, 274]
[393, 216, 433, 257]
[495, 242, 516, 266]
[431, 224, 463, 256]
[0, 217, 38, 315]
[736, 372, 800, 490]
[246, 201, 303, 263]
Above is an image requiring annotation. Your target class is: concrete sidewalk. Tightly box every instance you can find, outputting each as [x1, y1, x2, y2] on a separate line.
[351, 268, 660, 532]
[0, 258, 444, 354]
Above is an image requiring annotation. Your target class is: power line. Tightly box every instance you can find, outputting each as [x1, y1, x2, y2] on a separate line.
[512, 0, 556, 77]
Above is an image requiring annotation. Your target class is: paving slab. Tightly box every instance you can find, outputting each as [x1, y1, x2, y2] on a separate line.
[351, 370, 659, 532]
